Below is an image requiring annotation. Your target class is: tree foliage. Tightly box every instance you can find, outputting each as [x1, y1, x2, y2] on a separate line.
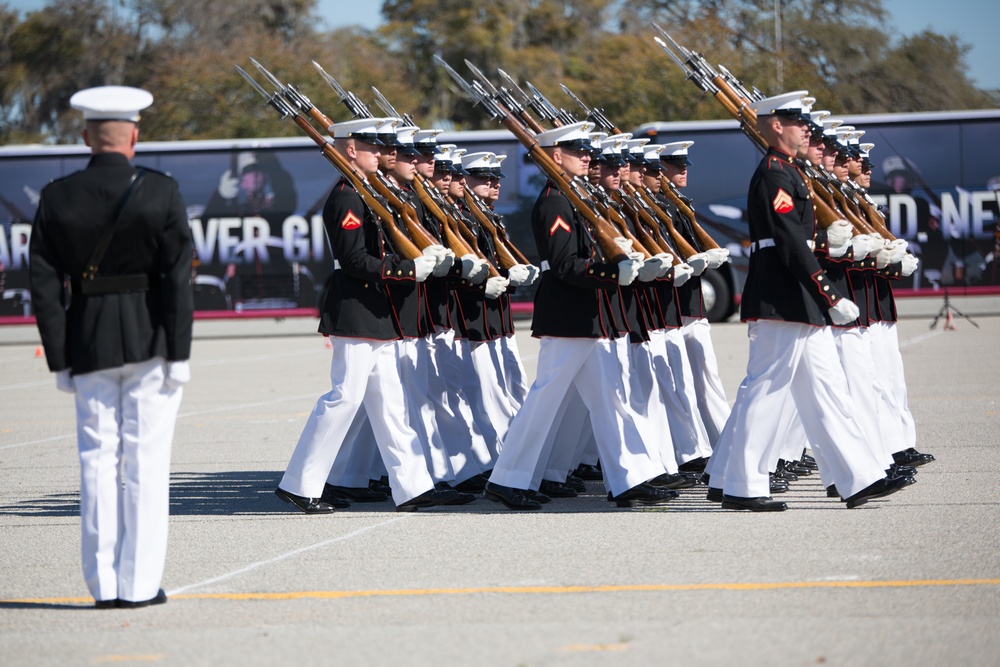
[0, 0, 992, 144]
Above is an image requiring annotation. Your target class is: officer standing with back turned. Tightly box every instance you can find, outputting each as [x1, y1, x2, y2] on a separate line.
[29, 85, 194, 608]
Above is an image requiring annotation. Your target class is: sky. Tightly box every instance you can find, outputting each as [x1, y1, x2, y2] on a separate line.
[7, 0, 1000, 90]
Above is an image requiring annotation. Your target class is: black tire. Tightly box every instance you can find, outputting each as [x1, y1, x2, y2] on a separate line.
[701, 268, 734, 322]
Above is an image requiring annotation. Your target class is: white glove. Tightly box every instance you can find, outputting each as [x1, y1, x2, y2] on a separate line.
[670, 262, 694, 287]
[901, 253, 919, 277]
[863, 234, 882, 254]
[848, 234, 874, 259]
[614, 236, 634, 253]
[55, 370, 75, 394]
[637, 256, 664, 282]
[828, 298, 860, 325]
[826, 219, 853, 251]
[164, 361, 191, 391]
[506, 263, 531, 287]
[484, 275, 508, 299]
[617, 258, 642, 286]
[523, 265, 540, 285]
[886, 239, 907, 263]
[686, 252, 708, 276]
[705, 247, 730, 269]
[460, 254, 489, 284]
[413, 255, 437, 282]
[653, 253, 674, 277]
[422, 245, 455, 277]
[217, 169, 240, 199]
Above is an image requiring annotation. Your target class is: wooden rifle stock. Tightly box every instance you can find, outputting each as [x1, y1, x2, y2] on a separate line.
[286, 111, 423, 261]
[462, 192, 520, 270]
[624, 184, 697, 261]
[613, 188, 683, 265]
[411, 176, 475, 256]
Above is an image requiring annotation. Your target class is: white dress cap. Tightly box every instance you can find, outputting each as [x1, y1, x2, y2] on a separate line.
[659, 140, 694, 166]
[535, 120, 596, 149]
[329, 117, 385, 144]
[461, 151, 496, 172]
[70, 86, 153, 122]
[748, 90, 810, 116]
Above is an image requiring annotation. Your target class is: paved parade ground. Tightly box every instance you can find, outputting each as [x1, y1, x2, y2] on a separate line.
[2, 295, 999, 666]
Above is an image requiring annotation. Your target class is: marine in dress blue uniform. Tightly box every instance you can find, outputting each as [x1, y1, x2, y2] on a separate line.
[30, 86, 192, 608]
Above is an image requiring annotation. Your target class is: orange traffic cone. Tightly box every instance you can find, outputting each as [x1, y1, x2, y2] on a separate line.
[34, 346, 43, 358]
[944, 309, 957, 331]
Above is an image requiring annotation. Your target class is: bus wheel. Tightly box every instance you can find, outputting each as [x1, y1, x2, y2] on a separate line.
[701, 268, 733, 322]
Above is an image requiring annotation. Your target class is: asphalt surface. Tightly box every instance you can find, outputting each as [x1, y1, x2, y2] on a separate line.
[1, 295, 998, 666]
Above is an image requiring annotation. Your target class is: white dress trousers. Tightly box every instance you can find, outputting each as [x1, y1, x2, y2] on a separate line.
[398, 337, 456, 483]
[868, 321, 918, 452]
[432, 330, 494, 477]
[646, 329, 713, 465]
[500, 333, 530, 411]
[73, 357, 182, 604]
[714, 321, 886, 499]
[681, 316, 732, 446]
[489, 337, 664, 497]
[280, 337, 435, 506]
[627, 339, 681, 474]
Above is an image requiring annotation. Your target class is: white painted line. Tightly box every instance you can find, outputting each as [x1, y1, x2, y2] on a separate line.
[898, 329, 944, 349]
[166, 515, 408, 596]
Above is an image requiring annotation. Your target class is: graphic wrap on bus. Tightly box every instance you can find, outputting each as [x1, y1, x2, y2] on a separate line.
[0, 132, 539, 320]
[3, 111, 998, 322]
[636, 110, 1000, 296]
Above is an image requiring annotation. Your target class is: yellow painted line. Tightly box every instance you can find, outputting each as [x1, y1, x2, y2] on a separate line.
[5, 579, 1000, 606]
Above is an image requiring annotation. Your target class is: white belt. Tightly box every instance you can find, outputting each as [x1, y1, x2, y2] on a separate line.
[540, 260, 550, 272]
[333, 260, 341, 270]
[750, 238, 775, 253]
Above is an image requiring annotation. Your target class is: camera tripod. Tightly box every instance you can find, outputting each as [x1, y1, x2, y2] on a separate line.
[930, 289, 979, 330]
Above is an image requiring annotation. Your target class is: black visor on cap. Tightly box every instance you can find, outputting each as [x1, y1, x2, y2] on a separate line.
[660, 156, 692, 168]
[349, 132, 384, 146]
[398, 144, 421, 156]
[433, 160, 452, 173]
[598, 154, 626, 168]
[377, 131, 404, 148]
[554, 138, 592, 152]
[642, 159, 663, 172]
[413, 142, 438, 155]
[490, 168, 506, 178]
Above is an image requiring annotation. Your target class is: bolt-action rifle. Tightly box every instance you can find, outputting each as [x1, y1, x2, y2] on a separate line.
[653, 26, 893, 239]
[436, 56, 630, 265]
[236, 63, 423, 261]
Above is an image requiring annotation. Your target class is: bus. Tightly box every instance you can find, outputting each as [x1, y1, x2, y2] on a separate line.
[3, 109, 998, 323]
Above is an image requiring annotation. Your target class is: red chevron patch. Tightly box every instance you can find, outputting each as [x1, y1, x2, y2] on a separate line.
[549, 215, 571, 236]
[341, 210, 362, 230]
[772, 188, 794, 214]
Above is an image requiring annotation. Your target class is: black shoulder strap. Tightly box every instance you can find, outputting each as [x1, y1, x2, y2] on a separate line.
[83, 168, 146, 280]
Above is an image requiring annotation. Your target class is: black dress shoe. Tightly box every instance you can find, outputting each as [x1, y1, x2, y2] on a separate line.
[888, 464, 917, 478]
[564, 475, 588, 493]
[275, 487, 338, 514]
[893, 448, 935, 467]
[649, 472, 698, 490]
[721, 495, 787, 512]
[524, 489, 552, 504]
[94, 599, 119, 609]
[118, 589, 167, 609]
[844, 475, 915, 509]
[700, 472, 712, 486]
[706, 487, 724, 503]
[773, 461, 798, 482]
[800, 452, 819, 469]
[573, 463, 603, 481]
[769, 473, 790, 492]
[826, 484, 840, 498]
[369, 477, 392, 495]
[324, 484, 385, 503]
[539, 479, 578, 498]
[484, 482, 542, 510]
[454, 474, 488, 494]
[434, 481, 476, 505]
[609, 483, 678, 507]
[396, 486, 462, 512]
[678, 456, 708, 473]
[785, 460, 812, 476]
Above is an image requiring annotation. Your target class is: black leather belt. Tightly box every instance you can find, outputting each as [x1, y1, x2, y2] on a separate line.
[73, 274, 150, 295]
